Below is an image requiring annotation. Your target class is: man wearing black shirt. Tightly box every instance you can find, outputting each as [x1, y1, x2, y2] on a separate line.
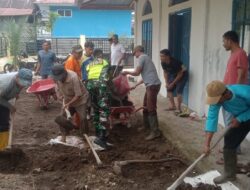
[160, 49, 188, 113]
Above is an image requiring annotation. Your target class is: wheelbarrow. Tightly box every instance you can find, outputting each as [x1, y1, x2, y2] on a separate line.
[27, 78, 57, 109]
[109, 106, 143, 128]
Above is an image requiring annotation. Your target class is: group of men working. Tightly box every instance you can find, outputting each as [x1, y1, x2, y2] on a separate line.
[0, 30, 250, 185]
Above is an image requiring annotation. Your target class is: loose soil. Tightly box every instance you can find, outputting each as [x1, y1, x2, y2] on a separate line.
[0, 92, 217, 190]
[177, 183, 222, 190]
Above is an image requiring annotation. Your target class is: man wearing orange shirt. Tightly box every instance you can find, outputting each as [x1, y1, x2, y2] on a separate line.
[64, 45, 83, 79]
[64, 45, 84, 130]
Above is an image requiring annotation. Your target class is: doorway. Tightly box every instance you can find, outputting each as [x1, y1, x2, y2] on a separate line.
[169, 8, 191, 105]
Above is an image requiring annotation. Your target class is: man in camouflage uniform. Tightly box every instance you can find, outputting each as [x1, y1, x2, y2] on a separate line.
[86, 49, 110, 149]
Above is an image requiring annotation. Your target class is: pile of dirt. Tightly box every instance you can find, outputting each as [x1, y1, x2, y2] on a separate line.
[0, 92, 190, 190]
[176, 183, 222, 190]
[0, 148, 31, 173]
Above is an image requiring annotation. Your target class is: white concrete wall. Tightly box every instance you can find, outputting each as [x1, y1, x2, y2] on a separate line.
[134, 0, 233, 116]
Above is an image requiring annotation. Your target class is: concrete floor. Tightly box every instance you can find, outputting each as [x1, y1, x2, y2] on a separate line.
[130, 84, 250, 190]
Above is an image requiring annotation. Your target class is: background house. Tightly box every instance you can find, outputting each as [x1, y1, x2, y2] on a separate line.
[0, 0, 39, 56]
[34, 0, 134, 63]
[133, 0, 250, 140]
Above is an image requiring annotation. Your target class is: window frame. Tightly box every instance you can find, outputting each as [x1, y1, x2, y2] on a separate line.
[232, 0, 250, 49]
[169, 0, 189, 7]
[142, 19, 153, 58]
[57, 9, 72, 17]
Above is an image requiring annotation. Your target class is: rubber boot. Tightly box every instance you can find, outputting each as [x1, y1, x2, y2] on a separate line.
[138, 113, 150, 132]
[145, 115, 161, 141]
[214, 149, 237, 184]
[94, 129, 108, 149]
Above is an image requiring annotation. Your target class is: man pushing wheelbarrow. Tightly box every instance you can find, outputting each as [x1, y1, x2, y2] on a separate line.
[122, 45, 162, 140]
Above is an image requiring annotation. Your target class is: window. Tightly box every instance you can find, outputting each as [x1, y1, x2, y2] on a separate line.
[142, 19, 153, 58]
[57, 9, 72, 17]
[169, 0, 189, 6]
[142, 0, 152, 16]
[232, 0, 250, 52]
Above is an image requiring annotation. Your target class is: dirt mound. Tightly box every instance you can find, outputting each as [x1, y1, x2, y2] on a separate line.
[0, 148, 31, 174]
[0, 92, 189, 190]
[177, 183, 222, 190]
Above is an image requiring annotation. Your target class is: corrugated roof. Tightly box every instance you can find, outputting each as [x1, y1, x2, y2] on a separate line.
[0, 8, 33, 16]
[34, 0, 75, 4]
[0, 0, 34, 9]
[78, 0, 134, 10]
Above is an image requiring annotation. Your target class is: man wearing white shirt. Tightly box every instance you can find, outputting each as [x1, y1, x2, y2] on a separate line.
[111, 34, 125, 67]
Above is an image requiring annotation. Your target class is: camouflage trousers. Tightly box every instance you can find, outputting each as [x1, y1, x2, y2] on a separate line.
[87, 80, 110, 133]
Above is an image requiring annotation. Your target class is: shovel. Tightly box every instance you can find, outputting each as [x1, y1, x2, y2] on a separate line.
[7, 99, 16, 149]
[167, 127, 231, 190]
[113, 157, 184, 175]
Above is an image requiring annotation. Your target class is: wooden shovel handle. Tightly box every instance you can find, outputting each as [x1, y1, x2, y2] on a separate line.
[84, 134, 102, 165]
[167, 127, 231, 190]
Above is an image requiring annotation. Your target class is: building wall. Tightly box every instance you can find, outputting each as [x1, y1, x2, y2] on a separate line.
[50, 6, 132, 38]
[135, 0, 233, 116]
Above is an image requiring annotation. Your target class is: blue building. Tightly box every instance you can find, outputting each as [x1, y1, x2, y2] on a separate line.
[35, 0, 133, 38]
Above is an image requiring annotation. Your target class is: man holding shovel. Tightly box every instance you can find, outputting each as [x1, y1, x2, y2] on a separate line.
[204, 80, 250, 184]
[52, 64, 89, 142]
[0, 69, 33, 150]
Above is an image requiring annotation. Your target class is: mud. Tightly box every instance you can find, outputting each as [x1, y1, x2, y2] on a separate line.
[0, 91, 191, 189]
[237, 162, 250, 177]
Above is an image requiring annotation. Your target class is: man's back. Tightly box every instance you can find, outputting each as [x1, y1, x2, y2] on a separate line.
[138, 54, 161, 87]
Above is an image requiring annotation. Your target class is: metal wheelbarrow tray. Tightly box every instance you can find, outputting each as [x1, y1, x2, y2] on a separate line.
[27, 78, 57, 109]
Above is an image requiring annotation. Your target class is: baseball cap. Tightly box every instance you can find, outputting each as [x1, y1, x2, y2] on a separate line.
[51, 64, 67, 81]
[206, 80, 226, 105]
[17, 68, 32, 87]
[72, 45, 83, 53]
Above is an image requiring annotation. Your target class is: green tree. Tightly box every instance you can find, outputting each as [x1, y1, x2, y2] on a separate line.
[46, 12, 59, 32]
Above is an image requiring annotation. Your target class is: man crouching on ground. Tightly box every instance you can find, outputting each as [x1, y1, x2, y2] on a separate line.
[204, 80, 250, 184]
[0, 69, 33, 150]
[52, 64, 89, 142]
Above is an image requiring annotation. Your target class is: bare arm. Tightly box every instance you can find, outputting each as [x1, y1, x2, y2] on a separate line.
[163, 71, 168, 86]
[118, 53, 125, 65]
[171, 66, 186, 85]
[204, 132, 214, 155]
[64, 96, 81, 109]
[236, 68, 245, 84]
[122, 66, 142, 76]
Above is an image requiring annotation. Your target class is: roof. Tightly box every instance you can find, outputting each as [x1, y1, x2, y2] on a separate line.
[0, 0, 34, 9]
[34, 0, 75, 4]
[0, 0, 36, 16]
[0, 8, 33, 16]
[78, 0, 134, 10]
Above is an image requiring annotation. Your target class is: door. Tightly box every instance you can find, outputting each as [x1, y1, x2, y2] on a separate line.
[169, 8, 191, 105]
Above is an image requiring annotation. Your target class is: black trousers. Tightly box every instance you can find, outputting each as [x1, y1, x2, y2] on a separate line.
[224, 120, 250, 150]
[0, 105, 10, 132]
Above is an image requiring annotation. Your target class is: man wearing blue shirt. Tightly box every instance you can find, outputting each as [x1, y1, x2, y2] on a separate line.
[36, 41, 57, 79]
[204, 80, 250, 184]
